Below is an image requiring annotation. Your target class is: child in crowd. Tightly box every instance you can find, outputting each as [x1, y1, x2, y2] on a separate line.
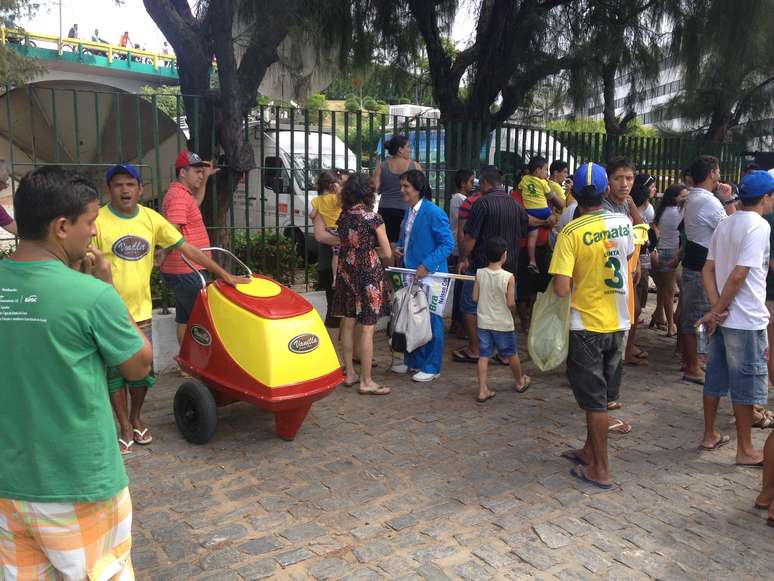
[473, 237, 531, 403]
[519, 156, 565, 272]
[311, 170, 343, 281]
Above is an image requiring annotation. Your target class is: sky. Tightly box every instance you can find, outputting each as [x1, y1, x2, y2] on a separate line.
[22, 1, 477, 54]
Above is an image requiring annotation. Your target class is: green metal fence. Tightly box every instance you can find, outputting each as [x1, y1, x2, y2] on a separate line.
[0, 86, 744, 289]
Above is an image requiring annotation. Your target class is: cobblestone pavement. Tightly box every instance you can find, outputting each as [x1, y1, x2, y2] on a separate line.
[127, 317, 773, 580]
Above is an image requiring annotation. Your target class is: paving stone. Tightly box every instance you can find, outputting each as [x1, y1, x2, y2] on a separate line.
[307, 557, 352, 580]
[199, 523, 248, 548]
[340, 569, 386, 581]
[199, 547, 244, 570]
[236, 559, 277, 580]
[453, 560, 492, 581]
[126, 327, 771, 580]
[238, 535, 284, 556]
[273, 547, 314, 568]
[279, 522, 327, 542]
[353, 539, 394, 563]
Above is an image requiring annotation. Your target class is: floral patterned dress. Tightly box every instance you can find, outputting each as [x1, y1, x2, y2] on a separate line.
[331, 205, 392, 325]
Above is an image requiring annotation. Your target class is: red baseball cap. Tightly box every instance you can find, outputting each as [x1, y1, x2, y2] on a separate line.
[175, 149, 207, 171]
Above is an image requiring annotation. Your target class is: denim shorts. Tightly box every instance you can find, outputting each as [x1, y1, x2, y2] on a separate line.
[655, 247, 677, 273]
[478, 328, 517, 358]
[162, 270, 209, 324]
[678, 268, 710, 335]
[460, 274, 477, 315]
[704, 327, 769, 405]
[566, 330, 625, 411]
[526, 207, 551, 233]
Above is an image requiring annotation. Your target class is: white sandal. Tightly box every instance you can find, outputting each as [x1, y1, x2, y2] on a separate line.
[133, 428, 153, 445]
[118, 439, 134, 455]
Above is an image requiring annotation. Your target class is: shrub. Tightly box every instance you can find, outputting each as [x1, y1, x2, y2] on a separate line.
[232, 231, 296, 284]
[362, 96, 379, 112]
[344, 95, 361, 113]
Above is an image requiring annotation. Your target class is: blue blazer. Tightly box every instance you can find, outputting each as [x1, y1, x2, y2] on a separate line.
[397, 199, 455, 273]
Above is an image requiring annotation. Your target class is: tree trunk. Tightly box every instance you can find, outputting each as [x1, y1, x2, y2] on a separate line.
[704, 108, 732, 142]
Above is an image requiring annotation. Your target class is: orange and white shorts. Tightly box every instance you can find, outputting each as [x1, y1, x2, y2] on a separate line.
[0, 487, 133, 581]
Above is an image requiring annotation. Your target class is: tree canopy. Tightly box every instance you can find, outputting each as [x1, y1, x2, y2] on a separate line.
[667, 0, 774, 141]
[0, 0, 45, 86]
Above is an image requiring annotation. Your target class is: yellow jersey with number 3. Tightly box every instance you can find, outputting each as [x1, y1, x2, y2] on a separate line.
[548, 210, 635, 333]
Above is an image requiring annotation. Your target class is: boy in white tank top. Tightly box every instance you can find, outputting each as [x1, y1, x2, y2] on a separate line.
[473, 236, 531, 403]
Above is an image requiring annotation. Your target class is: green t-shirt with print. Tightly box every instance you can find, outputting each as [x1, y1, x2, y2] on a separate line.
[0, 259, 144, 502]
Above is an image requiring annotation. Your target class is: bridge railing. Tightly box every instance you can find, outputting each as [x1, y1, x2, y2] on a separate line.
[0, 28, 177, 70]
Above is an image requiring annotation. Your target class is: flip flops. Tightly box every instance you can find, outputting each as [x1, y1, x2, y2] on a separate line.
[569, 464, 613, 490]
[608, 419, 632, 434]
[452, 349, 479, 364]
[358, 385, 391, 395]
[607, 401, 623, 410]
[682, 375, 705, 385]
[700, 434, 730, 451]
[118, 439, 134, 455]
[515, 375, 532, 393]
[476, 391, 496, 404]
[133, 428, 153, 445]
[560, 448, 589, 466]
[735, 460, 764, 467]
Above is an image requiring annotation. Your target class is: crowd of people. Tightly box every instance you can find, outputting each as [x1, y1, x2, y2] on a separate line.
[2, 142, 774, 577]
[310, 139, 774, 512]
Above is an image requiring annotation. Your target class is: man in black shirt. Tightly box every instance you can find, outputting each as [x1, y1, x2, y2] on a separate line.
[453, 166, 551, 365]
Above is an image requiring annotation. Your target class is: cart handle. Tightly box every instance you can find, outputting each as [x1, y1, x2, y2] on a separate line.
[180, 246, 253, 289]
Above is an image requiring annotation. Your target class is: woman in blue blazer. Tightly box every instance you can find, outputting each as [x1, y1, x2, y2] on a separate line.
[392, 170, 455, 382]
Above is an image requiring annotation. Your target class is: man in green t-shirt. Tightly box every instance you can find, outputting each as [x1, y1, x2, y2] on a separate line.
[0, 166, 152, 579]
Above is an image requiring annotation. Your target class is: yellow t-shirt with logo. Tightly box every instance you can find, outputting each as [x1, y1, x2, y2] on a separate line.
[548, 210, 635, 333]
[94, 204, 184, 322]
[518, 175, 553, 210]
[311, 193, 342, 229]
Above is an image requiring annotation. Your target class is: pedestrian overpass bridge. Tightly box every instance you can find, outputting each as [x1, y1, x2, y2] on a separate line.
[0, 29, 185, 197]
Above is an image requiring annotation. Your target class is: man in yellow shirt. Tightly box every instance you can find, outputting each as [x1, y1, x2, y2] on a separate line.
[94, 164, 248, 454]
[549, 162, 635, 490]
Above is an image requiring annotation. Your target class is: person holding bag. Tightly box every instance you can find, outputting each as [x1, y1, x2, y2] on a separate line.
[391, 170, 455, 382]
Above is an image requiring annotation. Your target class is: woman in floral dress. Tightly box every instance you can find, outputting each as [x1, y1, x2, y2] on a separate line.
[331, 173, 393, 395]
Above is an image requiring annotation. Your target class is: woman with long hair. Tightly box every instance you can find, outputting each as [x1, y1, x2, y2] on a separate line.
[372, 135, 423, 242]
[652, 183, 689, 337]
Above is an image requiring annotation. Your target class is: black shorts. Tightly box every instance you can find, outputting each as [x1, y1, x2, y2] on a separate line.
[566, 330, 625, 411]
[162, 271, 209, 324]
[378, 207, 405, 243]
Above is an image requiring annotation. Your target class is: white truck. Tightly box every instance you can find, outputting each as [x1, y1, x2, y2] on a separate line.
[231, 128, 359, 257]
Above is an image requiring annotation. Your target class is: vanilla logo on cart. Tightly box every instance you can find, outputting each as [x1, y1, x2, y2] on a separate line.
[191, 325, 212, 346]
[288, 334, 319, 354]
[112, 235, 150, 261]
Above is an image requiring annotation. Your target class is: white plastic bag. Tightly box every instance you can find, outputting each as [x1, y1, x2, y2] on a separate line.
[527, 286, 571, 371]
[392, 282, 432, 353]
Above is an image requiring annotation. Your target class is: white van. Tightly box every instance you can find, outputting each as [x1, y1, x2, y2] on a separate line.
[231, 128, 359, 256]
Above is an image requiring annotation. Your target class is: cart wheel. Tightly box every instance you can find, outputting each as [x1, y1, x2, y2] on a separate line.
[174, 380, 217, 444]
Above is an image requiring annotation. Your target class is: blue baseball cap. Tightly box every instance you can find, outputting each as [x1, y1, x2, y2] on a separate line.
[739, 170, 774, 199]
[106, 163, 142, 185]
[573, 162, 608, 195]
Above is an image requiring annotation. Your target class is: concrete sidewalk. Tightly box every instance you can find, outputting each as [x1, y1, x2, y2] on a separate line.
[125, 322, 772, 580]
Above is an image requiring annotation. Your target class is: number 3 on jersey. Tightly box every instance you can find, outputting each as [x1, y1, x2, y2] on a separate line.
[604, 256, 624, 289]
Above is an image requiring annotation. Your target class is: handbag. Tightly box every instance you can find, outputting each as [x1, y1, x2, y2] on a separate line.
[389, 279, 432, 353]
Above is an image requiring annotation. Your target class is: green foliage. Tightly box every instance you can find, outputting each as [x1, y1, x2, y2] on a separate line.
[150, 266, 175, 313]
[325, 61, 434, 106]
[546, 117, 657, 137]
[344, 95, 361, 112]
[0, 1, 45, 85]
[362, 96, 379, 112]
[256, 94, 271, 107]
[139, 85, 184, 119]
[667, 0, 774, 140]
[232, 231, 296, 285]
[306, 93, 327, 113]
